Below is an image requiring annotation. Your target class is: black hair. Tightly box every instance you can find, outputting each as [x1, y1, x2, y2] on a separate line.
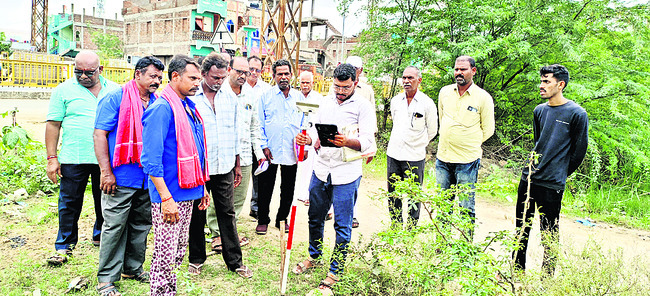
[456, 55, 476, 68]
[540, 64, 570, 89]
[134, 56, 164, 78]
[272, 59, 292, 76]
[201, 54, 228, 74]
[168, 54, 200, 81]
[248, 55, 263, 64]
[333, 63, 357, 82]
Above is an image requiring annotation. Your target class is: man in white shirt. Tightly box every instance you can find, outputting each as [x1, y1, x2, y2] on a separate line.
[293, 63, 377, 292]
[386, 66, 438, 227]
[243, 56, 271, 220]
[295, 71, 323, 205]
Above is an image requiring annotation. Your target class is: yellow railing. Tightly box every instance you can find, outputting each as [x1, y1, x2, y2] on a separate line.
[0, 58, 165, 89]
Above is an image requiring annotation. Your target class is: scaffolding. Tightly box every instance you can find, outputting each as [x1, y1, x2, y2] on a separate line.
[259, 0, 304, 72]
[31, 0, 49, 52]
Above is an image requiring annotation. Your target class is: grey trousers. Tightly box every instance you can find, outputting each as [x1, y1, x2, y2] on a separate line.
[207, 165, 252, 237]
[97, 186, 152, 283]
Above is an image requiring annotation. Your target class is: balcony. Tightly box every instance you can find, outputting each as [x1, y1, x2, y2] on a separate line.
[192, 30, 213, 42]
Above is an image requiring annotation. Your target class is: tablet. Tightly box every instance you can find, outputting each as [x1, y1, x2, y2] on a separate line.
[315, 123, 339, 148]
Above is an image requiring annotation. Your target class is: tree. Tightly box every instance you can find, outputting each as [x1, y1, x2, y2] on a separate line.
[0, 32, 12, 54]
[89, 27, 124, 59]
[354, 0, 650, 188]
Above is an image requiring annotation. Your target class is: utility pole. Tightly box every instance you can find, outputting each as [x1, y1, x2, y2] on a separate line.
[31, 0, 49, 52]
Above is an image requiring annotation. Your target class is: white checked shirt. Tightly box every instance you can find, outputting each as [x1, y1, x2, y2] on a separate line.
[243, 79, 271, 103]
[386, 90, 438, 161]
[227, 82, 264, 167]
[309, 94, 377, 185]
[189, 84, 240, 175]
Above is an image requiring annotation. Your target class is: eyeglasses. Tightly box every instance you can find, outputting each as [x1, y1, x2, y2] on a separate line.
[249, 67, 262, 74]
[333, 84, 353, 91]
[234, 69, 251, 77]
[74, 68, 98, 77]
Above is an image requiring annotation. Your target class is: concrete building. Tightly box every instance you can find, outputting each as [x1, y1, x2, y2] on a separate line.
[122, 0, 263, 64]
[48, 4, 124, 56]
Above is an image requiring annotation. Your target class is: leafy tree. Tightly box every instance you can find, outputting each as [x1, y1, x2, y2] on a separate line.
[89, 26, 124, 59]
[354, 0, 650, 189]
[0, 32, 12, 54]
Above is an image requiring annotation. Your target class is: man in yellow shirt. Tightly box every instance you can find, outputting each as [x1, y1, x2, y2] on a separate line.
[436, 56, 494, 231]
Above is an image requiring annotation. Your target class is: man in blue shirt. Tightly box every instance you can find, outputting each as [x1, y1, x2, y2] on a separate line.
[141, 55, 211, 296]
[45, 50, 120, 265]
[256, 59, 305, 235]
[93, 56, 164, 295]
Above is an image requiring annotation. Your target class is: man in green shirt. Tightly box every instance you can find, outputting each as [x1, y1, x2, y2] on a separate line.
[45, 50, 120, 265]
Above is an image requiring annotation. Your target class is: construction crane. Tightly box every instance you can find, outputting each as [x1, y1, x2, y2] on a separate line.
[31, 0, 49, 52]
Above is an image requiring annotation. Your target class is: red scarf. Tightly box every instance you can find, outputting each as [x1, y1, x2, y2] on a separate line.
[160, 85, 209, 188]
[113, 79, 148, 168]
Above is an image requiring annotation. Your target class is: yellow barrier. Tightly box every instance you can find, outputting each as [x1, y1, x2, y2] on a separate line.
[0, 58, 168, 89]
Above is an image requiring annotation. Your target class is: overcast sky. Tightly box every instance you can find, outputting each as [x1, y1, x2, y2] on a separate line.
[0, 0, 366, 41]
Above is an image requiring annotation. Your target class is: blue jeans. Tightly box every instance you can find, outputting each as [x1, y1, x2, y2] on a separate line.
[56, 164, 103, 250]
[308, 173, 361, 276]
[435, 158, 480, 221]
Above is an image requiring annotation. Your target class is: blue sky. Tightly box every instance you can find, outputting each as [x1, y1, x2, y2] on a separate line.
[1, 0, 366, 42]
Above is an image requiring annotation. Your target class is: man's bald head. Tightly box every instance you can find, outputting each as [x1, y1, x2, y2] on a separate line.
[74, 50, 102, 89]
[75, 50, 100, 69]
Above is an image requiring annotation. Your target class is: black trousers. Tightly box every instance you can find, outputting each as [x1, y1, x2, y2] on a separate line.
[257, 163, 297, 226]
[387, 156, 425, 226]
[188, 169, 242, 271]
[514, 179, 563, 275]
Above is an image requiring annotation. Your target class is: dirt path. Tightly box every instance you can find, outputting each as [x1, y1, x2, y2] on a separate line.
[3, 98, 649, 271]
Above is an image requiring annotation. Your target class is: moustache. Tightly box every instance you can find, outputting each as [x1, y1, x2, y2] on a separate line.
[149, 83, 159, 88]
[190, 87, 199, 92]
[456, 75, 464, 79]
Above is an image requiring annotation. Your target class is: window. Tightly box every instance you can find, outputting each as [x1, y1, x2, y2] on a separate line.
[227, 20, 234, 33]
[75, 31, 80, 41]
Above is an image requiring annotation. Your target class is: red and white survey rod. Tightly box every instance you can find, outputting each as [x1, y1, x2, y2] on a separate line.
[298, 129, 307, 161]
[281, 205, 298, 295]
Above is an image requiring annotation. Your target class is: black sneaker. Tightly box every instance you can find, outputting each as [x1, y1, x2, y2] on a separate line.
[249, 210, 258, 220]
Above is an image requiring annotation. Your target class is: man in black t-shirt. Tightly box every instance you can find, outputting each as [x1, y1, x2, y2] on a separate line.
[514, 64, 589, 276]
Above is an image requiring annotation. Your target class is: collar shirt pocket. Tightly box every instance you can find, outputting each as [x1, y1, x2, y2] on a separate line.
[458, 103, 481, 128]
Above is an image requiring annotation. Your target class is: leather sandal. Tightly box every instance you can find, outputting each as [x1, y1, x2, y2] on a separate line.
[121, 271, 150, 283]
[318, 272, 339, 290]
[97, 283, 121, 296]
[188, 263, 203, 276]
[292, 258, 322, 275]
[46, 249, 71, 266]
[235, 265, 253, 278]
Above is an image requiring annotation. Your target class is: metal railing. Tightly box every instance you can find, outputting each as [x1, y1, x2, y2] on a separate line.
[0, 58, 164, 88]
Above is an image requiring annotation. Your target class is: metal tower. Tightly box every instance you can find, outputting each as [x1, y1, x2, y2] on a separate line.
[259, 0, 305, 71]
[31, 0, 49, 52]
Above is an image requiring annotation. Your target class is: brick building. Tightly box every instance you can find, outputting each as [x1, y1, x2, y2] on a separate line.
[48, 4, 124, 56]
[122, 0, 263, 64]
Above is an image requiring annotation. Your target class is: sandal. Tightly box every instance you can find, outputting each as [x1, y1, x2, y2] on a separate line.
[292, 258, 321, 275]
[47, 249, 71, 266]
[188, 263, 203, 276]
[318, 272, 339, 290]
[352, 218, 359, 228]
[211, 237, 222, 252]
[97, 283, 121, 296]
[235, 265, 253, 278]
[239, 236, 250, 247]
[122, 271, 150, 283]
